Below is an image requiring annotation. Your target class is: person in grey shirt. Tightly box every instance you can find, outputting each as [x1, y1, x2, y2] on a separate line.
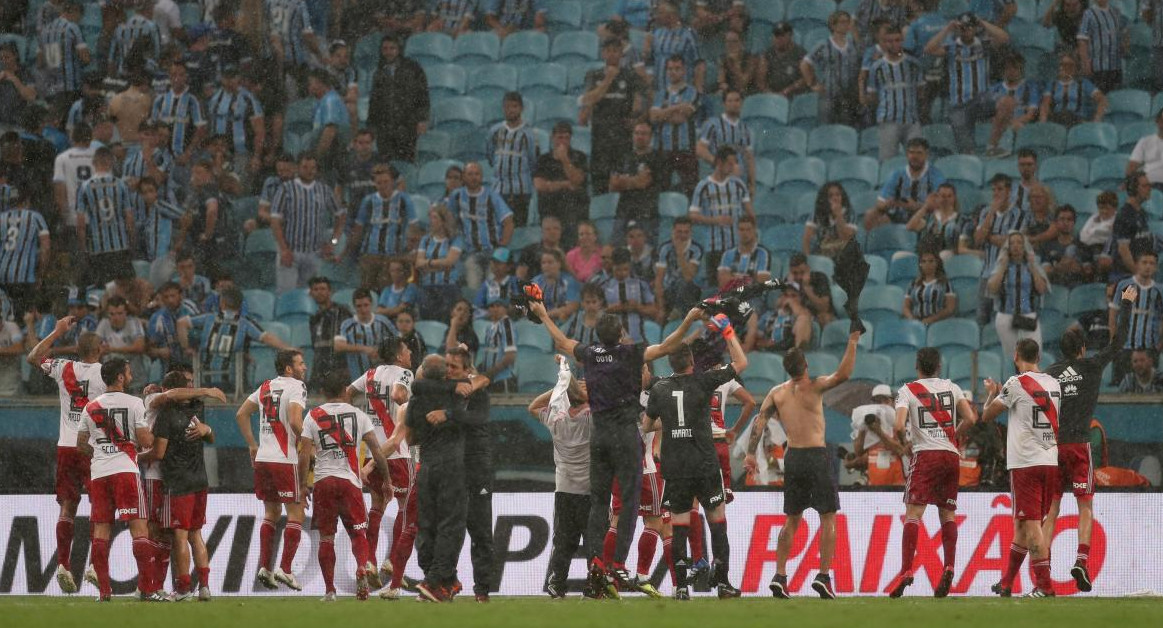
[529, 355, 593, 599]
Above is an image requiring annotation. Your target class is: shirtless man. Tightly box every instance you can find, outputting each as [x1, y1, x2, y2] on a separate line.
[745, 330, 861, 600]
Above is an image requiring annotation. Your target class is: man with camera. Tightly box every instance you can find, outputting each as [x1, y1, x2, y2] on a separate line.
[846, 384, 908, 486]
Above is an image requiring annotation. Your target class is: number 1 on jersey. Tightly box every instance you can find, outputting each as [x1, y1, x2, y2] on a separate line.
[672, 390, 685, 427]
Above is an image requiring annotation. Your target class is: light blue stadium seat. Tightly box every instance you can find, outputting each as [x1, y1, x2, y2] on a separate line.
[414, 321, 450, 348]
[872, 320, 927, 358]
[761, 224, 805, 256]
[1065, 122, 1118, 159]
[426, 63, 467, 99]
[852, 352, 896, 382]
[643, 320, 662, 345]
[590, 193, 619, 220]
[945, 254, 984, 280]
[749, 0, 786, 28]
[935, 155, 984, 188]
[859, 286, 906, 325]
[659, 192, 689, 218]
[748, 351, 788, 382]
[509, 226, 540, 251]
[287, 321, 311, 348]
[803, 351, 840, 375]
[828, 156, 879, 194]
[1040, 310, 1068, 350]
[1015, 122, 1067, 158]
[453, 31, 501, 66]
[245, 229, 278, 255]
[449, 132, 488, 163]
[864, 225, 916, 257]
[922, 124, 956, 158]
[1088, 154, 1129, 189]
[888, 253, 918, 289]
[582, 0, 616, 28]
[1039, 286, 1068, 315]
[518, 63, 568, 98]
[741, 94, 790, 126]
[948, 351, 1001, 383]
[284, 99, 315, 135]
[567, 62, 603, 95]
[878, 155, 907, 185]
[789, 192, 817, 223]
[1039, 155, 1090, 188]
[432, 96, 484, 134]
[275, 289, 317, 323]
[774, 157, 826, 195]
[501, 31, 550, 66]
[1119, 121, 1154, 153]
[799, 27, 830, 53]
[551, 31, 599, 65]
[858, 127, 880, 157]
[865, 255, 888, 286]
[517, 353, 559, 392]
[955, 283, 979, 317]
[822, 320, 873, 351]
[755, 126, 806, 164]
[405, 32, 454, 65]
[786, 0, 832, 31]
[927, 319, 980, 351]
[354, 33, 383, 73]
[417, 159, 463, 199]
[753, 190, 788, 226]
[516, 319, 553, 352]
[417, 130, 453, 162]
[939, 0, 968, 17]
[1104, 89, 1152, 125]
[178, 3, 201, 27]
[807, 125, 857, 160]
[243, 290, 276, 321]
[788, 93, 818, 128]
[546, 1, 583, 34]
[533, 95, 579, 131]
[807, 254, 834, 276]
[1067, 282, 1107, 316]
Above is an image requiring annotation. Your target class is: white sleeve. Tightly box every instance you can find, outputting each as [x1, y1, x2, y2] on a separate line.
[545, 357, 573, 424]
[850, 409, 867, 439]
[894, 385, 912, 411]
[350, 372, 368, 392]
[289, 382, 307, 408]
[998, 377, 1020, 408]
[133, 400, 149, 430]
[396, 369, 414, 393]
[1130, 138, 1147, 163]
[302, 418, 318, 445]
[356, 410, 375, 440]
[246, 386, 261, 406]
[53, 155, 67, 183]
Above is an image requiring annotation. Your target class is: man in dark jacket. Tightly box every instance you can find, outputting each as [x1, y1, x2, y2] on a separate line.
[367, 32, 429, 162]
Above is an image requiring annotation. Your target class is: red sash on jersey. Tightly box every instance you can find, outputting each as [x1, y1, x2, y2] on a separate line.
[710, 391, 726, 431]
[260, 380, 290, 456]
[1018, 374, 1060, 436]
[365, 368, 396, 439]
[62, 361, 90, 412]
[88, 400, 137, 462]
[310, 407, 359, 475]
[906, 381, 958, 446]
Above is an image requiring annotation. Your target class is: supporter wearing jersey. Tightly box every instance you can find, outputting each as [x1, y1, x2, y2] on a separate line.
[486, 92, 539, 227]
[649, 56, 702, 199]
[75, 359, 152, 602]
[1077, 0, 1127, 92]
[265, 0, 320, 71]
[865, 26, 925, 160]
[335, 288, 398, 378]
[903, 251, 957, 325]
[179, 287, 290, 387]
[923, 12, 1010, 153]
[1110, 251, 1163, 385]
[715, 216, 770, 290]
[983, 54, 1042, 158]
[0, 188, 50, 319]
[38, 1, 90, 108]
[150, 61, 207, 173]
[1039, 54, 1108, 128]
[689, 147, 753, 276]
[135, 177, 185, 288]
[76, 148, 137, 289]
[300, 372, 390, 601]
[51, 122, 96, 230]
[234, 349, 309, 592]
[269, 154, 347, 294]
[347, 337, 415, 597]
[645, 2, 703, 92]
[108, 7, 162, 78]
[801, 10, 861, 127]
[27, 316, 105, 594]
[982, 339, 1062, 598]
[866, 138, 945, 231]
[888, 348, 978, 598]
[347, 165, 416, 291]
[697, 91, 755, 191]
[448, 162, 515, 290]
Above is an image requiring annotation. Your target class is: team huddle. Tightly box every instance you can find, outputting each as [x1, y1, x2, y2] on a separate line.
[28, 280, 1136, 601]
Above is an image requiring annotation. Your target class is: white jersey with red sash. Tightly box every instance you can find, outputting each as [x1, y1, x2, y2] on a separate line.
[896, 378, 965, 455]
[303, 403, 375, 489]
[80, 392, 148, 480]
[41, 358, 106, 447]
[997, 371, 1061, 469]
[350, 364, 413, 459]
[709, 378, 742, 439]
[247, 376, 308, 464]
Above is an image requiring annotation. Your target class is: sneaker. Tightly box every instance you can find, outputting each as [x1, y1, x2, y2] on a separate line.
[1071, 563, 1092, 592]
[401, 575, 422, 593]
[170, 589, 193, 602]
[198, 586, 211, 602]
[84, 565, 99, 588]
[256, 567, 278, 590]
[364, 562, 382, 591]
[546, 581, 566, 599]
[717, 582, 742, 599]
[475, 593, 490, 603]
[379, 587, 401, 600]
[1023, 588, 1055, 598]
[602, 571, 621, 600]
[143, 591, 169, 602]
[690, 558, 710, 588]
[769, 574, 790, 599]
[673, 586, 690, 601]
[450, 580, 463, 599]
[415, 580, 449, 603]
[812, 574, 837, 600]
[379, 560, 393, 585]
[934, 569, 954, 598]
[983, 146, 1010, 159]
[321, 591, 337, 602]
[609, 567, 633, 593]
[273, 568, 303, 591]
[356, 573, 370, 601]
[635, 579, 663, 599]
[990, 581, 1012, 597]
[887, 572, 914, 598]
[56, 565, 78, 594]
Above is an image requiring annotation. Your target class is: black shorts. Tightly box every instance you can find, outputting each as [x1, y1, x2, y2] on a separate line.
[783, 447, 839, 516]
[662, 472, 725, 515]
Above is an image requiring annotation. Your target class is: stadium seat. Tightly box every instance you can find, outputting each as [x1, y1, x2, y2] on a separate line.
[822, 320, 873, 351]
[786, 0, 832, 31]
[761, 224, 805, 256]
[1039, 155, 1090, 188]
[945, 254, 983, 280]
[178, 3, 201, 27]
[939, 0, 968, 17]
[414, 321, 450, 348]
[643, 320, 662, 345]
[807, 125, 858, 160]
[1015, 122, 1067, 158]
[582, 0, 616, 28]
[1041, 288, 1068, 316]
[799, 27, 830, 53]
[859, 285, 906, 325]
[858, 127, 880, 157]
[955, 284, 979, 318]
[1040, 310, 1068, 351]
[426, 64, 467, 99]
[1065, 122, 1118, 159]
[533, 96, 579, 131]
[567, 62, 603, 95]
[431, 97, 484, 134]
[275, 290, 317, 323]
[851, 353, 896, 383]
[872, 320, 927, 358]
[935, 155, 984, 188]
[449, 132, 488, 163]
[888, 253, 918, 289]
[799, 352, 837, 376]
[755, 126, 807, 164]
[501, 31, 550, 66]
[286, 321, 310, 348]
[551, 31, 599, 65]
[755, 158, 776, 191]
[922, 124, 956, 158]
[788, 93, 818, 128]
[659, 192, 690, 218]
[749, 0, 786, 28]
[927, 319, 980, 351]
[405, 32, 454, 65]
[865, 255, 888, 287]
[877, 155, 907, 185]
[948, 350, 1001, 384]
[741, 94, 790, 126]
[807, 254, 834, 276]
[1119, 121, 1155, 153]
[790, 192, 817, 223]
[515, 320, 553, 353]
[864, 225, 917, 257]
[518, 63, 568, 98]
[590, 193, 619, 220]
[416, 130, 452, 162]
[354, 32, 383, 73]
[283, 99, 315, 135]
[748, 351, 788, 381]
[453, 31, 501, 66]
[774, 157, 826, 195]
[417, 159, 463, 199]
[1088, 154, 1129, 189]
[753, 190, 790, 226]
[243, 290, 276, 321]
[1067, 282, 1108, 316]
[517, 353, 559, 393]
[1104, 89, 1152, 125]
[546, 1, 583, 34]
[828, 156, 879, 194]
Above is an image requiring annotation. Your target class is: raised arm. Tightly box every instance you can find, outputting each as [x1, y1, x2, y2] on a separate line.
[26, 315, 75, 365]
[1098, 285, 1137, 365]
[643, 306, 704, 362]
[817, 331, 860, 390]
[528, 300, 579, 356]
[148, 387, 227, 409]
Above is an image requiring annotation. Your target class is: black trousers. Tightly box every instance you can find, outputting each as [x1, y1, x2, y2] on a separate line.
[502, 194, 531, 229]
[416, 455, 467, 587]
[585, 416, 643, 565]
[547, 491, 591, 589]
[464, 454, 495, 595]
[374, 124, 420, 162]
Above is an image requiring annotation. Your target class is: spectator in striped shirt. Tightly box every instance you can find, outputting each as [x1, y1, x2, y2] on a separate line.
[416, 205, 464, 322]
[865, 137, 945, 231]
[323, 40, 359, 127]
[1077, 0, 1128, 92]
[805, 182, 858, 258]
[982, 55, 1041, 158]
[1110, 252, 1163, 384]
[563, 282, 606, 347]
[697, 90, 756, 196]
[625, 222, 654, 282]
[306, 276, 350, 386]
[924, 13, 1010, 154]
[76, 147, 137, 290]
[902, 251, 957, 325]
[987, 231, 1048, 360]
[645, 1, 704, 92]
[135, 176, 187, 288]
[150, 61, 207, 178]
[123, 121, 176, 204]
[146, 281, 195, 372]
[908, 182, 974, 257]
[1041, 204, 1093, 286]
[689, 146, 753, 277]
[1117, 349, 1163, 393]
[582, 39, 646, 197]
[256, 153, 297, 227]
[650, 55, 702, 199]
[206, 64, 265, 184]
[38, 1, 90, 109]
[716, 215, 771, 290]
[974, 173, 1029, 324]
[533, 248, 582, 325]
[270, 153, 347, 294]
[265, 0, 321, 84]
[856, 0, 911, 48]
[174, 252, 212, 310]
[0, 188, 50, 319]
[747, 284, 812, 352]
[347, 164, 417, 291]
[479, 293, 518, 393]
[864, 25, 925, 160]
[1145, 0, 1163, 91]
[376, 258, 421, 320]
[801, 10, 862, 127]
[177, 286, 290, 388]
[484, 0, 547, 38]
[1039, 53, 1108, 128]
[487, 92, 539, 228]
[336, 288, 399, 377]
[450, 161, 515, 291]
[1006, 149, 1042, 213]
[108, 3, 162, 78]
[337, 129, 379, 222]
[603, 248, 658, 345]
[428, 0, 477, 36]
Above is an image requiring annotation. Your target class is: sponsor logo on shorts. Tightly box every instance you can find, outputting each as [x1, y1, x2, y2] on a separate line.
[277, 491, 295, 498]
[1074, 482, 1089, 490]
[115, 508, 138, 517]
[710, 495, 723, 504]
[945, 499, 956, 507]
[352, 522, 368, 530]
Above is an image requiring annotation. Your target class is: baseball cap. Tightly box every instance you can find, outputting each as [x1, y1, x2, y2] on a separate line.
[86, 289, 103, 308]
[329, 39, 348, 54]
[772, 21, 793, 36]
[491, 247, 511, 264]
[871, 384, 893, 399]
[66, 286, 85, 306]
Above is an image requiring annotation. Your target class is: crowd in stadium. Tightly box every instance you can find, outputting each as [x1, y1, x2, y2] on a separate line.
[0, 0, 1161, 398]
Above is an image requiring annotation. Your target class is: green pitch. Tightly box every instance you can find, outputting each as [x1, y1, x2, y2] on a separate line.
[2, 596, 1162, 628]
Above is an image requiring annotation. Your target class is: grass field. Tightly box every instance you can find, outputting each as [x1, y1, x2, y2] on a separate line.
[3, 596, 1162, 627]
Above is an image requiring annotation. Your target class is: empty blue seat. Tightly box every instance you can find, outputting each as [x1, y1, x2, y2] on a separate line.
[859, 285, 906, 325]
[1066, 122, 1118, 159]
[774, 157, 826, 194]
[761, 224, 805, 255]
[922, 124, 957, 158]
[786, 0, 832, 31]
[858, 127, 881, 157]
[590, 193, 619, 220]
[582, 0, 616, 28]
[939, 0, 968, 17]
[878, 155, 908, 185]
[519, 63, 568, 98]
[567, 62, 603, 95]
[749, 351, 788, 382]
[945, 254, 984, 280]
[1104, 89, 1152, 125]
[405, 33, 453, 65]
[1039, 155, 1090, 188]
[822, 320, 874, 351]
[1041, 287, 1069, 315]
[828, 156, 879, 193]
[516, 353, 559, 392]
[807, 124, 858, 160]
[888, 252, 918, 288]
[851, 353, 896, 382]
[551, 31, 599, 64]
[872, 320, 927, 357]
[501, 31, 550, 66]
[417, 159, 463, 199]
[275, 289, 317, 323]
[1119, 121, 1155, 153]
[927, 319, 980, 351]
[865, 255, 888, 286]
[467, 64, 519, 103]
[354, 33, 383, 72]
[948, 350, 1001, 383]
[1067, 282, 1108, 315]
[243, 290, 276, 321]
[788, 93, 818, 128]
[755, 126, 806, 163]
[755, 158, 776, 190]
[658, 192, 689, 218]
[741, 94, 790, 126]
[956, 283, 979, 317]
[414, 321, 450, 349]
[453, 31, 500, 66]
[432, 96, 484, 133]
[750, 0, 786, 28]
[935, 154, 984, 187]
[546, 1, 583, 34]
[533, 96, 579, 131]
[1088, 154, 1129, 189]
[426, 64, 467, 99]
[864, 225, 917, 257]
[449, 132, 488, 162]
[1015, 122, 1067, 157]
[804, 351, 840, 375]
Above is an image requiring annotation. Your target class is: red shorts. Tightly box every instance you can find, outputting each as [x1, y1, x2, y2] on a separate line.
[89, 472, 146, 524]
[164, 490, 208, 530]
[55, 447, 90, 504]
[611, 473, 665, 518]
[143, 478, 166, 524]
[904, 450, 961, 510]
[313, 476, 368, 537]
[1010, 465, 1059, 521]
[388, 458, 415, 499]
[254, 461, 300, 503]
[714, 439, 733, 494]
[1058, 443, 1095, 499]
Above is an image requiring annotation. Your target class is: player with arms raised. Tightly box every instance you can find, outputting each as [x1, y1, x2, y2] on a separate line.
[300, 372, 391, 601]
[27, 316, 106, 594]
[982, 338, 1061, 598]
[235, 349, 309, 591]
[75, 358, 154, 602]
[645, 314, 749, 600]
[888, 347, 978, 598]
[346, 336, 414, 595]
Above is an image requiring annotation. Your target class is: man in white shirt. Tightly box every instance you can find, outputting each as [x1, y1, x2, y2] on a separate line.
[848, 384, 908, 485]
[52, 122, 96, 228]
[1127, 108, 1163, 190]
[94, 296, 147, 390]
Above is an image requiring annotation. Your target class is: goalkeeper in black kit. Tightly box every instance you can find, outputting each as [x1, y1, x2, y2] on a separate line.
[643, 313, 749, 600]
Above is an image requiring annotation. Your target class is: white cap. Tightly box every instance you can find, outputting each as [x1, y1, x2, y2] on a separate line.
[871, 384, 893, 399]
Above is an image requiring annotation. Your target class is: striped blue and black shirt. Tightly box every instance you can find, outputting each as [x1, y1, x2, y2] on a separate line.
[805, 36, 861, 96]
[698, 114, 753, 158]
[1151, 0, 1163, 48]
[40, 16, 87, 95]
[563, 310, 599, 347]
[77, 174, 134, 254]
[265, 0, 315, 67]
[866, 55, 925, 124]
[487, 121, 539, 197]
[531, 273, 581, 311]
[653, 84, 701, 152]
[603, 277, 654, 344]
[908, 278, 954, 319]
[151, 88, 207, 155]
[480, 315, 517, 382]
[1045, 78, 1100, 119]
[649, 25, 701, 90]
[978, 206, 1030, 276]
[0, 209, 49, 284]
[878, 162, 946, 205]
[122, 146, 177, 203]
[997, 262, 1040, 315]
[717, 244, 771, 280]
[485, 0, 545, 28]
[338, 314, 398, 376]
[941, 35, 990, 106]
[141, 199, 185, 262]
[655, 239, 703, 288]
[109, 14, 162, 76]
[356, 191, 417, 256]
[206, 86, 264, 156]
[447, 186, 514, 253]
[269, 179, 345, 253]
[690, 175, 750, 252]
[1113, 277, 1163, 350]
[1078, 4, 1126, 73]
[990, 79, 1042, 117]
[418, 235, 464, 286]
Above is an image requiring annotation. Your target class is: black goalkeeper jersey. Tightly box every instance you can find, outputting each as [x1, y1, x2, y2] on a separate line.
[647, 365, 737, 479]
[1045, 299, 1130, 444]
[153, 400, 208, 496]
